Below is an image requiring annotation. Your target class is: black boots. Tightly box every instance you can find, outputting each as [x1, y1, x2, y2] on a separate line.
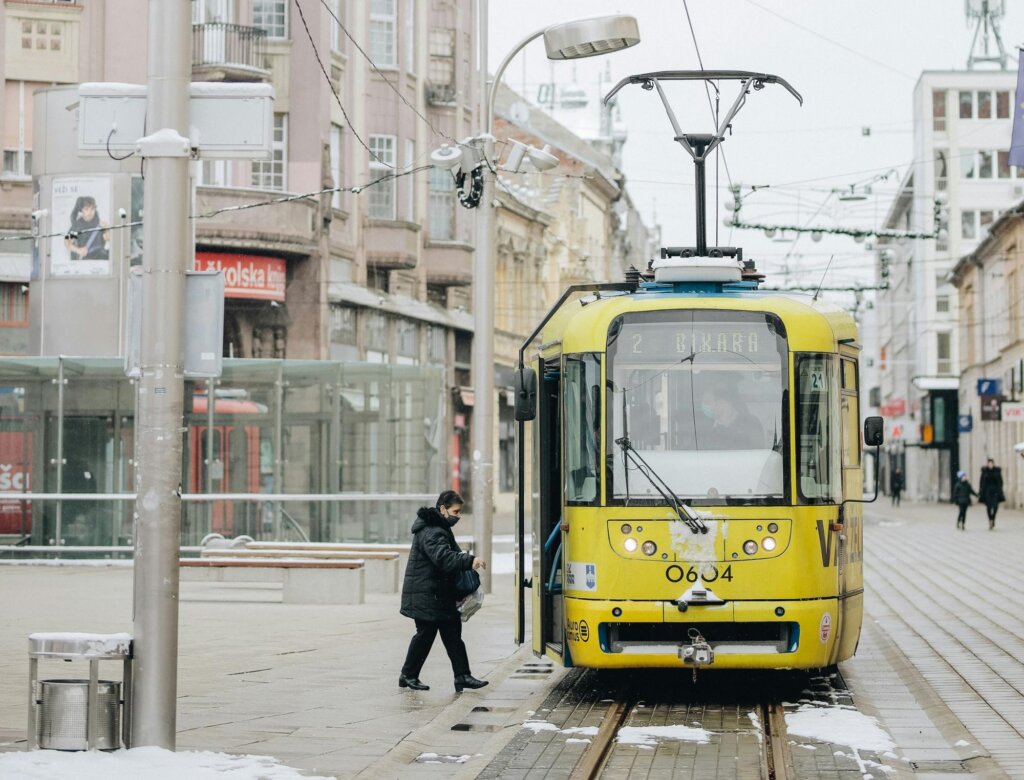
[399, 674, 429, 691]
[454, 674, 488, 692]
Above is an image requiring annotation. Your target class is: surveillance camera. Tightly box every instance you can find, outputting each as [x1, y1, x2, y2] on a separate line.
[118, 207, 128, 220]
[430, 144, 464, 173]
[31, 209, 47, 222]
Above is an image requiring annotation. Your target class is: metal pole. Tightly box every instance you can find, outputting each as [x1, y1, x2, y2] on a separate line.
[131, 0, 191, 749]
[472, 0, 494, 593]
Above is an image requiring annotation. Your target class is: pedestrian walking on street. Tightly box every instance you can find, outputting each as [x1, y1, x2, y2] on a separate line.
[399, 490, 489, 693]
[978, 458, 1005, 530]
[953, 470, 977, 530]
[890, 467, 904, 507]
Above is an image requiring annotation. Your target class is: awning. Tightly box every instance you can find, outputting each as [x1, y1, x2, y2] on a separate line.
[912, 376, 960, 391]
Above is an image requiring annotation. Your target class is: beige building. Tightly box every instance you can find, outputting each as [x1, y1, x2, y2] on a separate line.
[1, 0, 652, 498]
[951, 203, 1024, 506]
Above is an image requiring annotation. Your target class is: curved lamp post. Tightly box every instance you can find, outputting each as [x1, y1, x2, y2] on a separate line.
[471, 9, 639, 593]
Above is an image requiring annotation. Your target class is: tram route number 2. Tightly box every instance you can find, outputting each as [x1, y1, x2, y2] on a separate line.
[665, 564, 733, 584]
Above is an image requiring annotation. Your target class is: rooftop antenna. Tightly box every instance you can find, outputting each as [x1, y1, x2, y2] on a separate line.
[813, 255, 835, 302]
[965, 0, 1008, 70]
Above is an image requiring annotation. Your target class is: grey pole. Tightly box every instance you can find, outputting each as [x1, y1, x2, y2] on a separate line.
[131, 0, 191, 748]
[471, 0, 494, 593]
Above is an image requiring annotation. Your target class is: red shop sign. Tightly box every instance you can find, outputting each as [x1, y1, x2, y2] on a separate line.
[195, 252, 286, 301]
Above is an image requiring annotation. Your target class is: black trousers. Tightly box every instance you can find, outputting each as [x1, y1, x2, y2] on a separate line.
[985, 501, 999, 521]
[401, 618, 470, 678]
[956, 504, 968, 526]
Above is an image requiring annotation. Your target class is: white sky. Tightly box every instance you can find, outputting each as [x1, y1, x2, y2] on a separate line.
[488, 0, 1024, 305]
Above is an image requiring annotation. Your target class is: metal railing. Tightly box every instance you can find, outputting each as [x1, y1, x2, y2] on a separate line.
[192, 23, 268, 71]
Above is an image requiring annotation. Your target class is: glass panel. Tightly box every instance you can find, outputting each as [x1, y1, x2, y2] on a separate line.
[999, 150, 1011, 178]
[607, 311, 787, 505]
[959, 91, 973, 118]
[563, 354, 600, 504]
[979, 150, 993, 178]
[797, 355, 837, 502]
[997, 90, 1010, 119]
[978, 90, 992, 119]
[962, 210, 977, 240]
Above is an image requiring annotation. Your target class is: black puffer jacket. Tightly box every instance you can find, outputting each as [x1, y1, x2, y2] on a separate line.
[400, 506, 474, 622]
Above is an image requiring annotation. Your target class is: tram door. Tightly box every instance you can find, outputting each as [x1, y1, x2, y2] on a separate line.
[532, 357, 564, 659]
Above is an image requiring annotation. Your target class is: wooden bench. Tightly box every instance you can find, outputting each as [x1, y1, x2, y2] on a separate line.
[180, 557, 365, 605]
[245, 537, 476, 574]
[200, 547, 401, 593]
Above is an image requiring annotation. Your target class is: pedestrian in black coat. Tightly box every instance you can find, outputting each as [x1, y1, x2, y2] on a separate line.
[953, 471, 977, 530]
[890, 468, 904, 507]
[978, 458, 1005, 530]
[399, 490, 489, 693]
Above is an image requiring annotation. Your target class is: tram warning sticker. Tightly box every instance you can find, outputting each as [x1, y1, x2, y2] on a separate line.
[566, 562, 597, 592]
[819, 612, 832, 644]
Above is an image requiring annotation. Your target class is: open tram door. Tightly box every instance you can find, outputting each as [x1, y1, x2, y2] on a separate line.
[514, 356, 565, 662]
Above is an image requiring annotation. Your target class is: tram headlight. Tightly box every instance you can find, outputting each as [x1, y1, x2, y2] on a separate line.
[621, 523, 632, 535]
[742, 540, 758, 555]
[767, 522, 778, 533]
[624, 537, 639, 552]
[641, 541, 657, 556]
[761, 537, 777, 552]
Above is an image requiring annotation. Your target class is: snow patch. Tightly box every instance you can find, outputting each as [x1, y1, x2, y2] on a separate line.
[785, 702, 895, 752]
[616, 724, 712, 746]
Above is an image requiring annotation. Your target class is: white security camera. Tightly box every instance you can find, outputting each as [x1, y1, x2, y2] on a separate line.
[118, 207, 128, 220]
[430, 144, 464, 173]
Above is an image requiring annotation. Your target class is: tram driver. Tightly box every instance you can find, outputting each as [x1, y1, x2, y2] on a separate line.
[697, 380, 766, 451]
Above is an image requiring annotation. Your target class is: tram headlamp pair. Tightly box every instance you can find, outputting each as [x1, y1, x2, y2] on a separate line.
[622, 536, 657, 556]
[742, 536, 778, 555]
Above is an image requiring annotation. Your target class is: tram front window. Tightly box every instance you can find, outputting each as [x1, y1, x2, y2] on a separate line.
[607, 311, 788, 505]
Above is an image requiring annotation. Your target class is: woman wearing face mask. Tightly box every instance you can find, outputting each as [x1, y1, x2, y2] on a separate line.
[399, 490, 488, 692]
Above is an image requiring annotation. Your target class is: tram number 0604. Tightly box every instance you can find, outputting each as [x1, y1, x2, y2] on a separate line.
[665, 564, 733, 584]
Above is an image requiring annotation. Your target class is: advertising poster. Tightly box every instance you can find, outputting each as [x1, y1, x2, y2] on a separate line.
[0, 430, 32, 535]
[50, 176, 113, 277]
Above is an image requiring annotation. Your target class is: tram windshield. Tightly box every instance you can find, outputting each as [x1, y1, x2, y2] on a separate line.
[606, 310, 788, 505]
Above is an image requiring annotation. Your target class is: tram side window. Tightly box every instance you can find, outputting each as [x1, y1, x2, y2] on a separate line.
[564, 354, 600, 504]
[797, 355, 838, 502]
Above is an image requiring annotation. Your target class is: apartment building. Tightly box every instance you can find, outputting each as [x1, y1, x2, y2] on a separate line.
[873, 68, 1018, 500]
[1, 1, 653, 499]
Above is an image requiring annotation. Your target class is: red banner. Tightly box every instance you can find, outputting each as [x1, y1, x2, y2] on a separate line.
[195, 252, 286, 301]
[0, 431, 32, 535]
[880, 398, 906, 417]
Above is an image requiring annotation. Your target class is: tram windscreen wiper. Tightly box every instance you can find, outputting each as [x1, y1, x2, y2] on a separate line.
[614, 436, 708, 534]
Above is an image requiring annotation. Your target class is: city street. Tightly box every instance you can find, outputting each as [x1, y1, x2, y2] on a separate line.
[2, 499, 1024, 778]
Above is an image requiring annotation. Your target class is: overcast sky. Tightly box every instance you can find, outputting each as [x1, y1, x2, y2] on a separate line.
[487, 0, 1024, 304]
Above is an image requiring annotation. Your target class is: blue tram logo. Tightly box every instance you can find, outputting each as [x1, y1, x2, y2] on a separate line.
[585, 564, 596, 590]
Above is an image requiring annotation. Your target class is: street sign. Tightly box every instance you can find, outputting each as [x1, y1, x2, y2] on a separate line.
[958, 414, 973, 433]
[1002, 402, 1024, 421]
[977, 378, 1002, 396]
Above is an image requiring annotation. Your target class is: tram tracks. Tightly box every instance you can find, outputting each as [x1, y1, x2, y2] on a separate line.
[570, 690, 792, 780]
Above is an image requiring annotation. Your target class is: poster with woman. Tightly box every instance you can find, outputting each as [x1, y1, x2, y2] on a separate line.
[50, 176, 113, 276]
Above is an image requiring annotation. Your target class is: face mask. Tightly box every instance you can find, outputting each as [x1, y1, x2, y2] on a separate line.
[700, 403, 715, 420]
[442, 507, 460, 527]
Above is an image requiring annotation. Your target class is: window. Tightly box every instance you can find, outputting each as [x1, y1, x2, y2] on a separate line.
[329, 0, 342, 52]
[396, 318, 419, 364]
[253, 0, 287, 39]
[936, 276, 951, 313]
[932, 89, 946, 131]
[330, 123, 344, 209]
[369, 0, 396, 67]
[428, 28, 455, 87]
[404, 139, 415, 221]
[963, 152, 976, 179]
[330, 305, 358, 362]
[200, 159, 230, 187]
[959, 90, 973, 119]
[3, 150, 31, 179]
[978, 90, 992, 119]
[251, 114, 287, 190]
[797, 355, 838, 503]
[428, 167, 455, 240]
[962, 210, 977, 240]
[21, 19, 63, 51]
[998, 149, 1012, 178]
[979, 150, 994, 179]
[0, 283, 28, 325]
[934, 150, 948, 190]
[936, 332, 952, 374]
[606, 311, 788, 505]
[998, 90, 1011, 119]
[427, 325, 446, 364]
[403, 0, 414, 71]
[564, 354, 600, 504]
[368, 134, 395, 219]
[840, 359, 860, 469]
[364, 310, 389, 360]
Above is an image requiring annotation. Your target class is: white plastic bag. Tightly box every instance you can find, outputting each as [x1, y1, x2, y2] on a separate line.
[457, 589, 484, 622]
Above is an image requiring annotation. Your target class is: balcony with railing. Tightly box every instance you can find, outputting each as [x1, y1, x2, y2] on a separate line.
[192, 23, 269, 82]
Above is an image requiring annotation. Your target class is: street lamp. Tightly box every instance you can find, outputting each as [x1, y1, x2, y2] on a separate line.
[469, 7, 639, 593]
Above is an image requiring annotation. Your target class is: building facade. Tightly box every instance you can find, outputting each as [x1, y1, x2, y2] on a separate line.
[873, 68, 1018, 500]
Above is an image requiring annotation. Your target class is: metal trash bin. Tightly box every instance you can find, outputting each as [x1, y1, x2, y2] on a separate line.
[38, 679, 121, 750]
[27, 633, 133, 751]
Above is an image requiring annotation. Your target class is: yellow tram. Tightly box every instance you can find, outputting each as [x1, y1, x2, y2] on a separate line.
[511, 71, 883, 671]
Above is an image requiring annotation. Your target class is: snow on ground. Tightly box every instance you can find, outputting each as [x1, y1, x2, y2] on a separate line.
[785, 702, 896, 753]
[0, 747, 333, 779]
[616, 725, 712, 747]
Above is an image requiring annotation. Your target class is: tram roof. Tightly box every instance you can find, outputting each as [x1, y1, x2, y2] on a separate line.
[537, 289, 857, 356]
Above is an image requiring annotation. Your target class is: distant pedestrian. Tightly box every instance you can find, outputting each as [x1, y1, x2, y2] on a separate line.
[890, 467, 904, 507]
[953, 470, 977, 530]
[399, 490, 489, 693]
[978, 458, 1005, 530]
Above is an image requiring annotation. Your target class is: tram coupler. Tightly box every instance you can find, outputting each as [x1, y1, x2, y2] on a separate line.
[679, 628, 714, 665]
